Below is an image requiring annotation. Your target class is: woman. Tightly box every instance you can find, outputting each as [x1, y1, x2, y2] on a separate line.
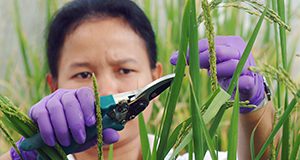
[1, 0, 279, 159]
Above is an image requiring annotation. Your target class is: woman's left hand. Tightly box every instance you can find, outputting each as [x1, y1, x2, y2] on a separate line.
[169, 36, 266, 113]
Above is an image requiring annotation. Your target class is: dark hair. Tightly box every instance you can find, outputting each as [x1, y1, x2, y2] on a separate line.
[46, 0, 157, 78]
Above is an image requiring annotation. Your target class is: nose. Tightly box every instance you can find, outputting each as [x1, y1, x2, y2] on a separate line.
[96, 74, 118, 96]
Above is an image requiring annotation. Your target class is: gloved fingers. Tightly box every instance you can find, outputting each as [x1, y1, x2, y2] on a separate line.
[197, 38, 209, 52]
[61, 91, 86, 145]
[46, 96, 70, 147]
[62, 128, 119, 154]
[214, 36, 247, 50]
[212, 59, 251, 78]
[35, 107, 56, 147]
[218, 75, 257, 101]
[170, 51, 189, 66]
[238, 75, 257, 101]
[199, 45, 240, 69]
[197, 36, 245, 51]
[63, 137, 99, 154]
[103, 128, 120, 144]
[76, 87, 96, 127]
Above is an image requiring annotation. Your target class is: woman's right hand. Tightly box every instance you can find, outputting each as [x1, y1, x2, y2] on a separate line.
[28, 87, 119, 147]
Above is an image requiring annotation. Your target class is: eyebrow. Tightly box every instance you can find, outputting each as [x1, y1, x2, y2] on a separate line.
[70, 62, 92, 68]
[69, 58, 138, 68]
[109, 58, 139, 65]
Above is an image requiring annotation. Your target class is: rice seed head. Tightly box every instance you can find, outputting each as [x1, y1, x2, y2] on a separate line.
[92, 73, 103, 160]
[201, 0, 218, 92]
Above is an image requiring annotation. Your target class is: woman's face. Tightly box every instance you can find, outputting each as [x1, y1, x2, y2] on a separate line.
[47, 17, 162, 147]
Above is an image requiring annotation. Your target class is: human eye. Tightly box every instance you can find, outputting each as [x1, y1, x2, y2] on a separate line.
[73, 72, 92, 79]
[118, 68, 135, 75]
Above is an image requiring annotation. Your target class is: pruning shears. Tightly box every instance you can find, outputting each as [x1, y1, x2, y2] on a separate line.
[100, 73, 175, 130]
[21, 74, 175, 151]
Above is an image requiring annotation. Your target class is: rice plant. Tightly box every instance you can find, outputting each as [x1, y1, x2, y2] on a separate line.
[0, 0, 300, 160]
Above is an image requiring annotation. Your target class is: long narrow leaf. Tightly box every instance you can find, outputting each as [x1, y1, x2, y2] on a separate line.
[227, 85, 239, 160]
[208, 4, 267, 150]
[277, 1, 290, 159]
[156, 0, 189, 158]
[227, 8, 267, 94]
[290, 131, 300, 160]
[255, 97, 298, 160]
[138, 113, 151, 160]
[187, 0, 208, 158]
[202, 87, 230, 123]
[108, 145, 113, 160]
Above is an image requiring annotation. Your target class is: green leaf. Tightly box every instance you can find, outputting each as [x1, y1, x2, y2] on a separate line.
[138, 113, 151, 160]
[227, 8, 267, 95]
[156, 0, 188, 158]
[277, 1, 290, 159]
[202, 87, 231, 123]
[13, 0, 32, 78]
[207, 7, 268, 146]
[250, 125, 258, 160]
[255, 97, 298, 160]
[187, 0, 214, 159]
[290, 131, 300, 160]
[227, 85, 239, 160]
[108, 145, 114, 160]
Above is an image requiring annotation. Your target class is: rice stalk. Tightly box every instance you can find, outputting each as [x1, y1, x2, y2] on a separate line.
[244, 0, 291, 31]
[0, 95, 68, 159]
[92, 73, 103, 160]
[270, 111, 279, 160]
[0, 121, 24, 160]
[249, 65, 299, 97]
[173, 121, 192, 150]
[201, 0, 218, 92]
[197, 0, 291, 32]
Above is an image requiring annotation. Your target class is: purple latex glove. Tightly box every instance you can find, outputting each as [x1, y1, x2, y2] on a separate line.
[170, 36, 265, 113]
[29, 87, 119, 148]
[10, 137, 38, 160]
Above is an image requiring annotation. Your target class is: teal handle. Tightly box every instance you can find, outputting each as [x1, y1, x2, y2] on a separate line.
[100, 95, 124, 130]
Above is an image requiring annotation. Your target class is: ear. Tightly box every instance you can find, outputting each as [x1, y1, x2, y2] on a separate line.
[151, 62, 163, 81]
[46, 73, 58, 93]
